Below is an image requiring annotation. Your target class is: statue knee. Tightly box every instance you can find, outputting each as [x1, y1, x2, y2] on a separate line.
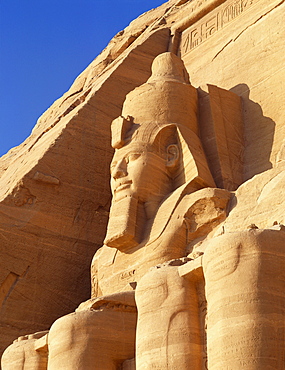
[1, 340, 25, 370]
[136, 259, 193, 312]
[136, 260, 202, 370]
[203, 228, 285, 280]
[48, 309, 137, 369]
[49, 311, 78, 338]
[48, 311, 95, 351]
[1, 331, 48, 370]
[48, 311, 105, 369]
[203, 228, 285, 370]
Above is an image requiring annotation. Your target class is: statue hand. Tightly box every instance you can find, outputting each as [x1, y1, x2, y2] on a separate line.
[76, 290, 136, 313]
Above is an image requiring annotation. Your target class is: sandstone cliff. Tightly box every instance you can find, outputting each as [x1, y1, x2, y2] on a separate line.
[1, 0, 284, 357]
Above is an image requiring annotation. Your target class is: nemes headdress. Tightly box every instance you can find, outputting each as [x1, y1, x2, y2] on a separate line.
[111, 52, 215, 190]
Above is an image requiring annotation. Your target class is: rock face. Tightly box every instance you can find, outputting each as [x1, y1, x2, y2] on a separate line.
[1, 0, 285, 368]
[0, 19, 171, 357]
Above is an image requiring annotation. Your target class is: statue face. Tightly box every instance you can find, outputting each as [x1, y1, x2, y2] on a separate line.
[105, 140, 177, 248]
[110, 143, 172, 205]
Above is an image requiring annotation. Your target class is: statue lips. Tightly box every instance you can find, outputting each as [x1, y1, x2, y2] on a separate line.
[114, 180, 132, 193]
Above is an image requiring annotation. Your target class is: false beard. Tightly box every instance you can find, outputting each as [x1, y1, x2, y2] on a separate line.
[104, 196, 146, 251]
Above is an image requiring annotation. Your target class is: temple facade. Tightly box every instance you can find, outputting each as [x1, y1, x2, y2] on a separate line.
[1, 0, 284, 368]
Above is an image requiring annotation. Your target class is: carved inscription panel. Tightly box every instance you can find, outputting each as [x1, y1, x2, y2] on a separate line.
[180, 0, 261, 56]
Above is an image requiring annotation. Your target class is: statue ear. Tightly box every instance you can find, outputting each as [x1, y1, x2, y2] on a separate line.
[166, 144, 179, 168]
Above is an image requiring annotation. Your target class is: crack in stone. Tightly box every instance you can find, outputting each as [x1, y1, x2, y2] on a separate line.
[211, 0, 285, 61]
[212, 39, 233, 61]
[233, 0, 285, 42]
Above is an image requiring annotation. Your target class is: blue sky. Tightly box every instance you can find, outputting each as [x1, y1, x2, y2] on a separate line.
[0, 0, 166, 157]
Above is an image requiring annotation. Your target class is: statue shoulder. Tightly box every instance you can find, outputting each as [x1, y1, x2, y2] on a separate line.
[149, 186, 231, 244]
[92, 244, 118, 268]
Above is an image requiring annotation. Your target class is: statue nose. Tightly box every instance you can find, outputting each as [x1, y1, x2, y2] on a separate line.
[112, 159, 128, 179]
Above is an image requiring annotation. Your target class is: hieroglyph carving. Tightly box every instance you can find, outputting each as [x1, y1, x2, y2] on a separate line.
[180, 0, 261, 55]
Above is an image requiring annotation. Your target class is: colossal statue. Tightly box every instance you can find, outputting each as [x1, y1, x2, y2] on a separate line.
[1, 52, 229, 369]
[136, 226, 285, 369]
[2, 52, 285, 369]
[45, 52, 230, 370]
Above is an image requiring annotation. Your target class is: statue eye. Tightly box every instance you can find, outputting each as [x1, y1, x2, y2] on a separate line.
[128, 153, 141, 162]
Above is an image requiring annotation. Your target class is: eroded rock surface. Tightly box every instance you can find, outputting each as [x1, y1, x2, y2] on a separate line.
[0, 7, 172, 356]
[1, 0, 284, 366]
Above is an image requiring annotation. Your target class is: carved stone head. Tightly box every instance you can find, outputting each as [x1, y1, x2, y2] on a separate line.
[104, 52, 215, 251]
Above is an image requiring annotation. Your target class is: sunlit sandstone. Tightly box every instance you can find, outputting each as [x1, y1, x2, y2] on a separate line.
[1, 0, 285, 368]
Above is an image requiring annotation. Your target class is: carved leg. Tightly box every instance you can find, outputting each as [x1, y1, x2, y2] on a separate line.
[135, 261, 202, 370]
[48, 309, 137, 370]
[1, 331, 48, 370]
[203, 228, 285, 369]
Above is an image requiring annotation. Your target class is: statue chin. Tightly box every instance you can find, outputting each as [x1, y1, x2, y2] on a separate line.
[104, 230, 139, 250]
[104, 195, 146, 251]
